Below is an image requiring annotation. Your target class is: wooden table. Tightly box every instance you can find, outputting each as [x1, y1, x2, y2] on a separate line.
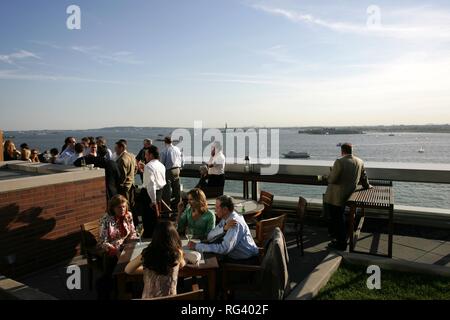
[346, 185, 394, 258]
[113, 239, 219, 300]
[207, 198, 265, 222]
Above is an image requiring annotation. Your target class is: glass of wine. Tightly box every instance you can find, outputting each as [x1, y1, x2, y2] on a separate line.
[81, 158, 86, 169]
[186, 227, 193, 242]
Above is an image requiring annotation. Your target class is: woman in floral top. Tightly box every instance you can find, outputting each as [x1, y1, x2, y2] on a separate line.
[98, 194, 138, 256]
[96, 194, 138, 299]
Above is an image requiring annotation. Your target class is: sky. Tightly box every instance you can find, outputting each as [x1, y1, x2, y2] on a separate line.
[1, 0, 450, 130]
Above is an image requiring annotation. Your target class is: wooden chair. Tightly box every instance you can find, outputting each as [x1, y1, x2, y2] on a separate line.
[254, 214, 286, 247]
[137, 284, 204, 300]
[222, 227, 291, 300]
[295, 197, 307, 256]
[80, 221, 104, 291]
[158, 199, 174, 220]
[138, 289, 204, 300]
[258, 190, 274, 219]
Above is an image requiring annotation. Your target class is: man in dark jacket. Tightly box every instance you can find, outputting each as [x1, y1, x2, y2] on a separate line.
[97, 145, 120, 201]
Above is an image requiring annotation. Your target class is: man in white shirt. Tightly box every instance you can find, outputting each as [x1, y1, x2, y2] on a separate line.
[56, 142, 84, 165]
[207, 141, 226, 188]
[140, 145, 166, 237]
[55, 137, 76, 165]
[160, 136, 184, 208]
[67, 143, 84, 165]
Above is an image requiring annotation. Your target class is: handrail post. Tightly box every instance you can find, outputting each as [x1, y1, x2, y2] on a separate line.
[0, 130, 3, 162]
[251, 180, 259, 201]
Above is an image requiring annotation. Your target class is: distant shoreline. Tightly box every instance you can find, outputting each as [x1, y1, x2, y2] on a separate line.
[3, 124, 450, 134]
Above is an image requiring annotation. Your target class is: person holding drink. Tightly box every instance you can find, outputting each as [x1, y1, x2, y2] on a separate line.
[96, 195, 138, 299]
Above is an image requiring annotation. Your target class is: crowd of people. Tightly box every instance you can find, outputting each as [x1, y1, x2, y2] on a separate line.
[86, 137, 234, 299]
[2, 134, 231, 299]
[2, 140, 54, 163]
[2, 136, 113, 165]
[98, 191, 258, 299]
[3, 136, 227, 202]
[3, 135, 370, 300]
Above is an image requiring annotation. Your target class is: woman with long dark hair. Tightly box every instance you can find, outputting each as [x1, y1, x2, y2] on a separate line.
[125, 221, 186, 298]
[177, 188, 215, 240]
[3, 140, 21, 161]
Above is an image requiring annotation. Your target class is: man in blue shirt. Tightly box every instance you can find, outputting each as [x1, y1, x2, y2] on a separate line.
[160, 136, 183, 208]
[188, 195, 259, 262]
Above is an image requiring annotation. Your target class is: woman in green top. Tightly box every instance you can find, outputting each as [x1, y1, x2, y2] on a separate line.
[177, 188, 215, 240]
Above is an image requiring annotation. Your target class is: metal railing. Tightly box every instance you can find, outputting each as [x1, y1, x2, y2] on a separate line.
[181, 159, 450, 228]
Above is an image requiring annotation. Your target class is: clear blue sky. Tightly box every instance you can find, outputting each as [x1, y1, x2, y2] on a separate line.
[1, 0, 450, 130]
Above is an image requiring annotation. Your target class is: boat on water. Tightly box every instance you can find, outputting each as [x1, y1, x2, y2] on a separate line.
[388, 133, 395, 136]
[418, 147, 425, 153]
[282, 151, 310, 159]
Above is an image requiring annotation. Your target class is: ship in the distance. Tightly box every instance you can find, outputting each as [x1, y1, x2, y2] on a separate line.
[282, 150, 311, 159]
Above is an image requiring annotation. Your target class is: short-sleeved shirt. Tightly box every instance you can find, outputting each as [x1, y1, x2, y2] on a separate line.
[208, 152, 225, 175]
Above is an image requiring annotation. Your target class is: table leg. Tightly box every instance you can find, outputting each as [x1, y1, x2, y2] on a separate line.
[388, 205, 394, 258]
[251, 181, 257, 201]
[115, 274, 127, 300]
[243, 180, 249, 199]
[348, 205, 356, 252]
[354, 208, 365, 245]
[207, 270, 216, 300]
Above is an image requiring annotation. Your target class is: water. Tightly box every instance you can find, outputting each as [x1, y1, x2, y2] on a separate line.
[4, 128, 450, 209]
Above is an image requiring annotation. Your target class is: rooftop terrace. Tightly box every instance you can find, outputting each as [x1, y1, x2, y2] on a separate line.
[0, 159, 449, 299]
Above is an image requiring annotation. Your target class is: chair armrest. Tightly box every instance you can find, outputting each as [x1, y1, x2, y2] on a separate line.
[191, 283, 200, 292]
[160, 199, 173, 212]
[222, 263, 262, 272]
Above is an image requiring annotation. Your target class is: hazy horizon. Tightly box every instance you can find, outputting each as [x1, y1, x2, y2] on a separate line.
[2, 0, 450, 130]
[3, 123, 450, 133]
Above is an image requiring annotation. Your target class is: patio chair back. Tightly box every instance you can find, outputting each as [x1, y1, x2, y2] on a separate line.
[255, 214, 286, 247]
[80, 220, 103, 290]
[259, 227, 291, 299]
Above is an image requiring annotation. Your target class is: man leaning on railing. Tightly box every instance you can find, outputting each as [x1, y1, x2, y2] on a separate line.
[323, 143, 372, 251]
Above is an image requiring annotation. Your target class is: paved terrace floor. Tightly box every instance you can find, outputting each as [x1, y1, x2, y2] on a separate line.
[16, 220, 450, 300]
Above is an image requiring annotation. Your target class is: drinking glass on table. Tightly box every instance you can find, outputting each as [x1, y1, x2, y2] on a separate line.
[185, 227, 193, 242]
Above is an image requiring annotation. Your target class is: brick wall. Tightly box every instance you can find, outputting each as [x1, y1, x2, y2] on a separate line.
[0, 177, 106, 277]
